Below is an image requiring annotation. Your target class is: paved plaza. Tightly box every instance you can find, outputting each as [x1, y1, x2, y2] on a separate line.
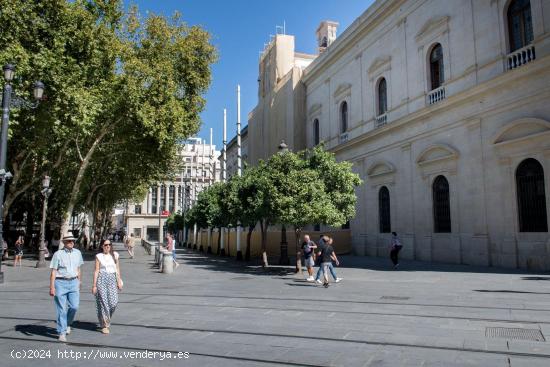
[0, 243, 550, 366]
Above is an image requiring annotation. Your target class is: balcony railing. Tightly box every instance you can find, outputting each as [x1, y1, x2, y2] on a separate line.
[339, 132, 348, 143]
[427, 86, 446, 105]
[375, 113, 387, 128]
[507, 44, 536, 70]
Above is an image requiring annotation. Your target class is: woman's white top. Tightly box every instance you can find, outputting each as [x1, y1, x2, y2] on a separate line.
[96, 252, 119, 274]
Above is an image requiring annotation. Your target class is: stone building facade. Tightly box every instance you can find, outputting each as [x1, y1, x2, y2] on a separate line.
[245, 0, 550, 270]
[126, 138, 220, 242]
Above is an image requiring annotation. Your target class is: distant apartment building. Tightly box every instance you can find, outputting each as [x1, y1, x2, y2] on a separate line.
[126, 137, 221, 242]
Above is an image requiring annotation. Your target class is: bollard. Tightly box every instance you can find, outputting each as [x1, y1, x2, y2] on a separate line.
[155, 246, 160, 264]
[162, 250, 174, 274]
[160, 249, 168, 271]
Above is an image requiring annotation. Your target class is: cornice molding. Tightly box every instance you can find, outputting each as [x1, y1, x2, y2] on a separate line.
[415, 15, 450, 44]
[492, 117, 550, 146]
[368, 56, 392, 78]
[416, 143, 460, 166]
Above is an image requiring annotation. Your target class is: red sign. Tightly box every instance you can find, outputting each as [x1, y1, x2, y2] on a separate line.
[161, 210, 170, 216]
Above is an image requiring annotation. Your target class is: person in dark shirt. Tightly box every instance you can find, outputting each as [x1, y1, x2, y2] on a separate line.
[320, 237, 340, 288]
[314, 235, 341, 284]
[301, 234, 317, 281]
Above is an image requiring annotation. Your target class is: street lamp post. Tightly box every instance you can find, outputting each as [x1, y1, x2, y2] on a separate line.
[278, 140, 290, 266]
[0, 64, 44, 283]
[36, 176, 52, 268]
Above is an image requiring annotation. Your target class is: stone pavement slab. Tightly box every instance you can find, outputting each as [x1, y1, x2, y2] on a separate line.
[0, 243, 550, 366]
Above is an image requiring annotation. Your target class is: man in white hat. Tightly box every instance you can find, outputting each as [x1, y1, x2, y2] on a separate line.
[49, 235, 83, 342]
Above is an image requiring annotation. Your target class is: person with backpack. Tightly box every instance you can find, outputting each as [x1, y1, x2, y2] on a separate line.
[301, 234, 317, 281]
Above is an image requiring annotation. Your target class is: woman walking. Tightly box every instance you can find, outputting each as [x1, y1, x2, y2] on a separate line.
[14, 235, 24, 267]
[92, 240, 123, 334]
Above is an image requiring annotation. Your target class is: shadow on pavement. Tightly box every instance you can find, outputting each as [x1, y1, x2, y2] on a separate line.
[175, 248, 550, 276]
[521, 276, 550, 281]
[474, 289, 550, 295]
[71, 321, 99, 331]
[15, 324, 57, 339]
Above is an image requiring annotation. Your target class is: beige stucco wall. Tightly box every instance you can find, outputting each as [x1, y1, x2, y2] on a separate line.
[195, 228, 351, 260]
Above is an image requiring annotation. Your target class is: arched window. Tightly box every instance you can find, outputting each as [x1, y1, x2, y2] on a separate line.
[340, 101, 348, 133]
[516, 158, 548, 232]
[430, 44, 444, 90]
[433, 175, 451, 233]
[508, 0, 533, 52]
[378, 78, 387, 115]
[313, 119, 320, 146]
[379, 186, 391, 233]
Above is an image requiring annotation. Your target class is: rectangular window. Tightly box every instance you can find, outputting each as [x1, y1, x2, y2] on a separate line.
[151, 188, 157, 214]
[134, 205, 142, 214]
[160, 186, 166, 212]
[169, 186, 175, 213]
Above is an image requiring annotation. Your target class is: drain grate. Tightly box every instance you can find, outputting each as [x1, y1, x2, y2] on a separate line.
[485, 327, 545, 342]
[380, 296, 410, 300]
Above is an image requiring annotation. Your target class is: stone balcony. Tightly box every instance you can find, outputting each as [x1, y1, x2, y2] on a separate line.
[339, 132, 349, 144]
[427, 85, 446, 105]
[507, 44, 536, 70]
[375, 113, 387, 128]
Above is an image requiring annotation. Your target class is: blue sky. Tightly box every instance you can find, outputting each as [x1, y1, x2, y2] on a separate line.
[127, 0, 375, 149]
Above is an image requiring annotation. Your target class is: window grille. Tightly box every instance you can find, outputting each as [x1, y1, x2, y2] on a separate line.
[378, 78, 387, 115]
[430, 44, 444, 90]
[508, 0, 533, 52]
[379, 186, 391, 233]
[433, 175, 451, 232]
[340, 101, 348, 133]
[516, 158, 548, 232]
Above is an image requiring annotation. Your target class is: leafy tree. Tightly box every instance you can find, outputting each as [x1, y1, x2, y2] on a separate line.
[231, 162, 277, 267]
[306, 145, 362, 226]
[0, 1, 217, 239]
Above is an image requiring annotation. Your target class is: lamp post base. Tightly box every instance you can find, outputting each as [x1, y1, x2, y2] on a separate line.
[35, 260, 48, 268]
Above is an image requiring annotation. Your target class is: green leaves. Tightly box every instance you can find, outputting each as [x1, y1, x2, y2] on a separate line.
[0, 1, 217, 227]
[190, 146, 362, 231]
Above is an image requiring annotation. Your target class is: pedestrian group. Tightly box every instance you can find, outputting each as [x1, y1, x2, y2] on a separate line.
[49, 235, 124, 342]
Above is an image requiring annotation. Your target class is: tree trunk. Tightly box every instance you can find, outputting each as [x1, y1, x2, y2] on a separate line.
[295, 226, 302, 274]
[4, 140, 69, 221]
[226, 227, 230, 257]
[60, 127, 111, 237]
[260, 220, 268, 268]
[245, 224, 254, 261]
[216, 226, 221, 255]
[24, 198, 36, 251]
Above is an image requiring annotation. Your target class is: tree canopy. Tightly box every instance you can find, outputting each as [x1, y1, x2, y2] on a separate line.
[0, 0, 217, 241]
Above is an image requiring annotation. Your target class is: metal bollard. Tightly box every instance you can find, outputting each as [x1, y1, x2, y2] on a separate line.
[162, 250, 174, 274]
[155, 246, 159, 264]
